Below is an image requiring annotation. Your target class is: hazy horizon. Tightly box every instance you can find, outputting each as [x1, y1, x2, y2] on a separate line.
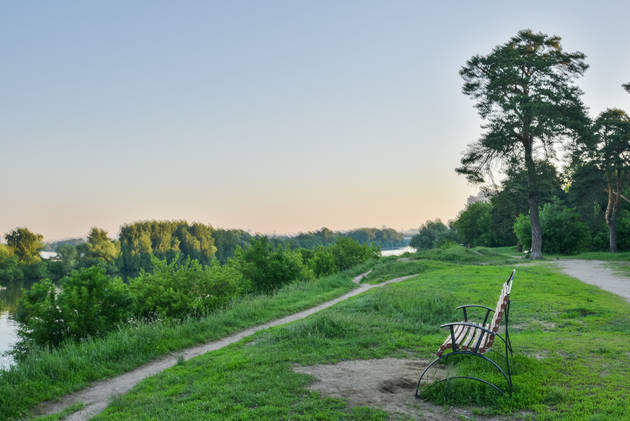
[3, 1, 629, 241]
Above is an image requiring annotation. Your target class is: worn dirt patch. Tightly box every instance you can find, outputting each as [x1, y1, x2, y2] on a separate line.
[294, 358, 510, 420]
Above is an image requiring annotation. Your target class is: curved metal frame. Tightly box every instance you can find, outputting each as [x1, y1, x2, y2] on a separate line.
[416, 271, 515, 399]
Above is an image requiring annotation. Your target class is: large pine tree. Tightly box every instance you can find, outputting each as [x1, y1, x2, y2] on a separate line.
[457, 30, 589, 259]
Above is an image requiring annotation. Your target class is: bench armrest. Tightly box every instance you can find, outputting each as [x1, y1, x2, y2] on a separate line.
[456, 304, 494, 312]
[441, 322, 496, 336]
[456, 304, 494, 323]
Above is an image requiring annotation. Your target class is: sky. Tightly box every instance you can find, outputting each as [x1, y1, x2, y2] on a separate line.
[2, 1, 629, 241]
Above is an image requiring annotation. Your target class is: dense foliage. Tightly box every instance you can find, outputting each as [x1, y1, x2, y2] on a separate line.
[15, 267, 134, 350]
[513, 201, 592, 254]
[130, 258, 245, 319]
[12, 236, 376, 350]
[410, 220, 456, 250]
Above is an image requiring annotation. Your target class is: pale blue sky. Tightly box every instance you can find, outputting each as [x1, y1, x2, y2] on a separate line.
[2, 1, 629, 240]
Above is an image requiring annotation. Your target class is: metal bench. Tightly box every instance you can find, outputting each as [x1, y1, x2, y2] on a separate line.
[416, 269, 515, 396]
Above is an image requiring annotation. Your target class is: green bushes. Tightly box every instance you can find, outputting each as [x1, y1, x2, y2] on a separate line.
[330, 237, 378, 270]
[410, 219, 457, 250]
[14, 236, 377, 352]
[514, 201, 591, 254]
[16, 267, 134, 350]
[453, 202, 493, 247]
[130, 258, 245, 319]
[239, 237, 307, 293]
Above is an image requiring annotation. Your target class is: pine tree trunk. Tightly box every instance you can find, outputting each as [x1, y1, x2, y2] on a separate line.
[524, 140, 543, 260]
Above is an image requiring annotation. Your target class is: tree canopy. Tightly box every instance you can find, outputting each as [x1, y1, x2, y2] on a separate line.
[581, 109, 630, 251]
[5, 228, 44, 264]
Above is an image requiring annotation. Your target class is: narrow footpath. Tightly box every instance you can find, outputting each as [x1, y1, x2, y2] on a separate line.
[36, 271, 419, 420]
[555, 260, 630, 302]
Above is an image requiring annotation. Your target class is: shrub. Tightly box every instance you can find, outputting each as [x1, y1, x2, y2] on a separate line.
[410, 219, 457, 250]
[513, 201, 591, 254]
[309, 246, 337, 277]
[330, 237, 378, 270]
[617, 210, 630, 251]
[0, 255, 23, 285]
[15, 266, 134, 349]
[453, 202, 493, 247]
[238, 238, 306, 293]
[130, 257, 244, 319]
[513, 214, 532, 250]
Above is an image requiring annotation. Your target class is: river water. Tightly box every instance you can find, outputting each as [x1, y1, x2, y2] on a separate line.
[380, 246, 415, 256]
[0, 280, 33, 370]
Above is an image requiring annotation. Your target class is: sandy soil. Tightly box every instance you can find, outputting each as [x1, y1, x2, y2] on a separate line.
[555, 260, 630, 302]
[294, 358, 513, 420]
[34, 270, 419, 420]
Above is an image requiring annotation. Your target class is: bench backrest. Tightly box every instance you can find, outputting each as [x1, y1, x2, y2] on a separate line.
[489, 269, 514, 333]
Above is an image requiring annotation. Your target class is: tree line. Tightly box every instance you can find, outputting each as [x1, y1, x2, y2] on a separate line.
[449, 29, 630, 257]
[0, 223, 406, 285]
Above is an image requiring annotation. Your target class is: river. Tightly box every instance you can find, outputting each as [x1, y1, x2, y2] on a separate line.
[0, 280, 34, 370]
[380, 246, 415, 256]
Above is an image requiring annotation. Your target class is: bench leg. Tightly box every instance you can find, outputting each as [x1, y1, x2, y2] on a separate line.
[416, 351, 512, 398]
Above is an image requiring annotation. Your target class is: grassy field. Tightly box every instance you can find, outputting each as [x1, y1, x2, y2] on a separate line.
[0, 261, 376, 420]
[94, 261, 630, 420]
[409, 245, 524, 265]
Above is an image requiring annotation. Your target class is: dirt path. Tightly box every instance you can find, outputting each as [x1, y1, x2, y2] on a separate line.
[555, 260, 630, 302]
[35, 271, 419, 420]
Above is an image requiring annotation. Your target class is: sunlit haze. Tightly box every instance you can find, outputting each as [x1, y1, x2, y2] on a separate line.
[2, 1, 629, 240]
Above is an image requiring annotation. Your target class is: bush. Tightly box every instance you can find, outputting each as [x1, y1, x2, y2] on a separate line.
[540, 201, 591, 254]
[130, 257, 245, 319]
[310, 246, 337, 277]
[330, 237, 378, 270]
[0, 255, 23, 285]
[410, 219, 457, 250]
[617, 210, 630, 251]
[514, 201, 591, 254]
[453, 202, 493, 247]
[238, 237, 305, 293]
[15, 266, 134, 349]
[513, 214, 532, 250]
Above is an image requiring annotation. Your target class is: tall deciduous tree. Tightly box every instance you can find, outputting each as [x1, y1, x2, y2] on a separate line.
[457, 30, 589, 259]
[86, 228, 121, 262]
[5, 228, 44, 264]
[588, 109, 630, 252]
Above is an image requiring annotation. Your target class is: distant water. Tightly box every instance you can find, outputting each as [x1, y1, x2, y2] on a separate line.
[380, 246, 415, 257]
[0, 280, 34, 370]
[0, 311, 18, 370]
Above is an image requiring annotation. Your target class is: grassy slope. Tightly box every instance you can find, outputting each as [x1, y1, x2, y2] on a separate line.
[96, 262, 630, 420]
[0, 261, 376, 420]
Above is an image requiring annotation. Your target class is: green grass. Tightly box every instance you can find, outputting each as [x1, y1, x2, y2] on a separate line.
[362, 259, 449, 284]
[552, 250, 630, 261]
[95, 263, 630, 420]
[0, 261, 375, 421]
[411, 245, 523, 265]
